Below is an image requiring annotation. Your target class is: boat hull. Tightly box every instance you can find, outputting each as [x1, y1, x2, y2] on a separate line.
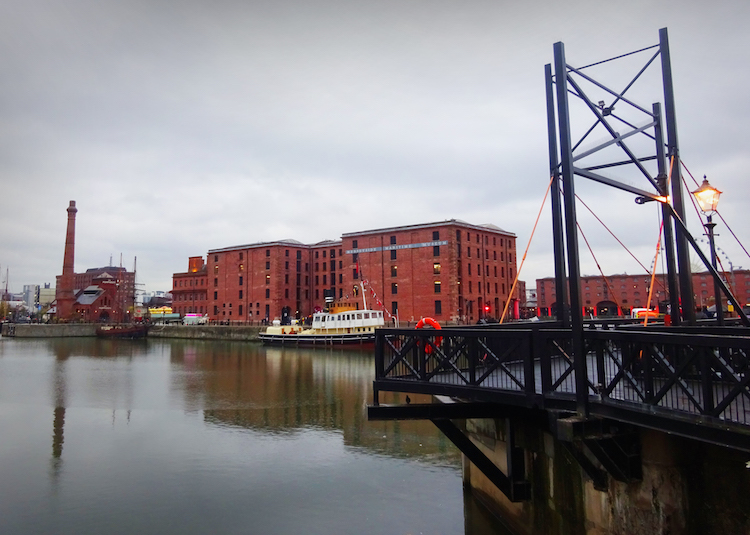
[258, 332, 375, 346]
[96, 325, 150, 339]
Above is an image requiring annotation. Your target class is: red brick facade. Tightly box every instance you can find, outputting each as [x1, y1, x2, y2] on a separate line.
[56, 266, 136, 321]
[172, 256, 209, 315]
[175, 220, 521, 325]
[343, 221, 519, 324]
[536, 269, 750, 317]
[205, 240, 319, 323]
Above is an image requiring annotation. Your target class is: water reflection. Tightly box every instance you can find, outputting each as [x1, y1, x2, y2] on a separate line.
[0, 337, 511, 535]
[168, 341, 460, 466]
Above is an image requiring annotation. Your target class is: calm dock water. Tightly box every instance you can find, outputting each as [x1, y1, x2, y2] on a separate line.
[0, 337, 510, 534]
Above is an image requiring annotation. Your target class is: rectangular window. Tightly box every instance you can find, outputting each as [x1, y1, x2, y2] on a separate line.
[433, 263, 441, 274]
[432, 230, 439, 240]
[239, 276, 243, 286]
[468, 264, 471, 275]
[353, 269, 358, 280]
[316, 275, 319, 284]
[467, 247, 471, 258]
[352, 239, 358, 248]
[391, 283, 398, 294]
[434, 281, 441, 293]
[323, 275, 327, 284]
[239, 290, 243, 299]
[213, 291, 218, 300]
[285, 250, 289, 257]
[214, 278, 218, 287]
[265, 289, 270, 298]
[433, 246, 440, 257]
[285, 274, 289, 283]
[239, 305, 243, 316]
[435, 300, 442, 315]
[339, 274, 343, 283]
[391, 301, 398, 315]
[285, 289, 289, 298]
[390, 250, 397, 260]
[214, 255, 219, 262]
[391, 265, 397, 277]
[266, 261, 270, 269]
[297, 251, 302, 259]
[285, 261, 289, 269]
[330, 249, 335, 258]
[390, 235, 396, 245]
[266, 249, 270, 257]
[266, 275, 270, 284]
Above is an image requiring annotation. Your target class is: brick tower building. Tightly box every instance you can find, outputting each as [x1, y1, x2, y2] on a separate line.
[55, 200, 77, 321]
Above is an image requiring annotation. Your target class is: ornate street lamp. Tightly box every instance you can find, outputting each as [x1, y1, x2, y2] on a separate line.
[692, 176, 723, 324]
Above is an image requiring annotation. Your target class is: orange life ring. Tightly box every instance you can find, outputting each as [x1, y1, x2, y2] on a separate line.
[416, 317, 442, 354]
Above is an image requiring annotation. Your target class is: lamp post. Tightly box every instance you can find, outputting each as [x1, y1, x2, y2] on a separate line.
[692, 176, 723, 325]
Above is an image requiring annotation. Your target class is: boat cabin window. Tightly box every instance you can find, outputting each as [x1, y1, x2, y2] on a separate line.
[364, 313, 370, 319]
[356, 313, 362, 319]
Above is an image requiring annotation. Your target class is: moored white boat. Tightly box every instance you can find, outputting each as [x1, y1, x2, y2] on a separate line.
[259, 283, 385, 346]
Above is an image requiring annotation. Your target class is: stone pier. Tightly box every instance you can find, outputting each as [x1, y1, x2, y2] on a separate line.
[461, 417, 750, 534]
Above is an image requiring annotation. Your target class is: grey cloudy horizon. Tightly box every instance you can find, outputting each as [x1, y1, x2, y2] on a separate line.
[2, 0, 749, 295]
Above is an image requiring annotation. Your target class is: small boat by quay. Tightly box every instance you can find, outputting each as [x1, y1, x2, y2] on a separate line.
[259, 309, 385, 346]
[96, 324, 150, 339]
[259, 283, 385, 346]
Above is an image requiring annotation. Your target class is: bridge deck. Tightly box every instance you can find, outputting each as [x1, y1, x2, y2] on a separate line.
[372, 324, 750, 452]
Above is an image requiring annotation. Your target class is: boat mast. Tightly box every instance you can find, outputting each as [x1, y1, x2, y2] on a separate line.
[360, 281, 367, 310]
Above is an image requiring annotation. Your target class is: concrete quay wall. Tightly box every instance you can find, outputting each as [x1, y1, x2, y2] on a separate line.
[1, 323, 263, 341]
[1, 323, 97, 337]
[148, 325, 263, 341]
[462, 418, 750, 535]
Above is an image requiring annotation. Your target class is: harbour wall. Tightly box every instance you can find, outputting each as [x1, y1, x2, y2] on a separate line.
[148, 325, 263, 341]
[1, 323, 97, 337]
[1, 323, 263, 341]
[462, 418, 750, 534]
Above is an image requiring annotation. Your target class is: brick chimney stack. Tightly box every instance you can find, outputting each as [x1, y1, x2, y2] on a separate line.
[56, 200, 78, 320]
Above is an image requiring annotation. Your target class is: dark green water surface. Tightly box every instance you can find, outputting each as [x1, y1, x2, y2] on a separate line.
[0, 337, 510, 534]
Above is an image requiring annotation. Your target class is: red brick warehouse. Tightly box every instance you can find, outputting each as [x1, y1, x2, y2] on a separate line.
[177, 219, 521, 325]
[342, 220, 520, 324]
[171, 256, 209, 316]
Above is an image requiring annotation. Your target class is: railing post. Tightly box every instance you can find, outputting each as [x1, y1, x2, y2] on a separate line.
[524, 331, 535, 400]
[643, 342, 654, 404]
[595, 333, 606, 400]
[700, 346, 715, 414]
[539, 330, 553, 396]
[374, 332, 384, 406]
[469, 334, 477, 386]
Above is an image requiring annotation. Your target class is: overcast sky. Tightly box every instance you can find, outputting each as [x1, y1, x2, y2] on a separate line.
[1, 0, 748, 296]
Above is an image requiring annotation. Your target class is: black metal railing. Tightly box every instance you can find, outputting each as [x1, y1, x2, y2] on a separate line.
[373, 325, 750, 435]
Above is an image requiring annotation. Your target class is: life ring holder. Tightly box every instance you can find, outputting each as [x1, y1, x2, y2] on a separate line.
[416, 317, 442, 354]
